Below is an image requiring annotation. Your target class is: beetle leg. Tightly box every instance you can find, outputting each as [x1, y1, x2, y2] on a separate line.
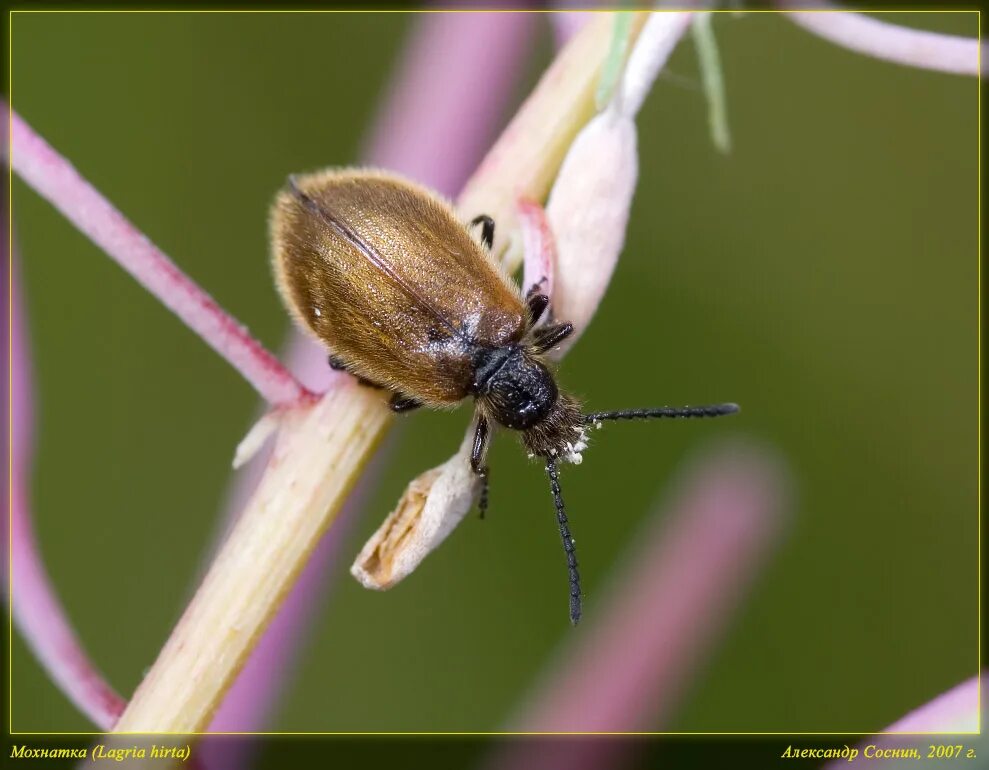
[517, 199, 556, 317]
[525, 276, 548, 300]
[469, 214, 495, 250]
[329, 354, 385, 390]
[389, 394, 423, 413]
[532, 322, 574, 354]
[470, 415, 491, 519]
[526, 292, 550, 326]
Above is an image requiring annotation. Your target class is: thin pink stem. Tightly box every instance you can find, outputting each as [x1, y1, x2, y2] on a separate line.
[7, 108, 311, 407]
[203, 11, 538, 739]
[492, 441, 787, 765]
[8, 492, 128, 729]
[5, 238, 126, 729]
[786, 9, 981, 77]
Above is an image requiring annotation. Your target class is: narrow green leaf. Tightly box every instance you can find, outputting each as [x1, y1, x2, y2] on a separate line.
[596, 13, 634, 111]
[692, 13, 732, 154]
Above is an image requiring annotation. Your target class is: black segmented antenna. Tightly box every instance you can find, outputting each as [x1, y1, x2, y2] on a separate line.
[545, 459, 581, 626]
[585, 403, 740, 424]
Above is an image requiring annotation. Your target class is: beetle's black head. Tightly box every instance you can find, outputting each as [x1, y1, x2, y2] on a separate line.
[474, 346, 558, 431]
[473, 346, 589, 463]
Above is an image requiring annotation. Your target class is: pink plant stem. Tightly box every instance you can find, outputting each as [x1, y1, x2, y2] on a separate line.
[5, 233, 126, 729]
[488, 442, 788, 769]
[785, 9, 982, 77]
[203, 11, 538, 741]
[7, 109, 311, 407]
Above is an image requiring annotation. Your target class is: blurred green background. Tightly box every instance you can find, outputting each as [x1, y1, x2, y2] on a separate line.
[9, 11, 978, 733]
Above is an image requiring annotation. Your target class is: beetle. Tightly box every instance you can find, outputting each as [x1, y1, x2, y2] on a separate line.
[271, 167, 739, 624]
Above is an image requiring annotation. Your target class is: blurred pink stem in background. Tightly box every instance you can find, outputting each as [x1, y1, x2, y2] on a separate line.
[513, 441, 788, 731]
[785, 8, 982, 77]
[4, 233, 126, 729]
[550, 11, 592, 48]
[6, 109, 311, 407]
[203, 12, 538, 745]
[486, 441, 788, 769]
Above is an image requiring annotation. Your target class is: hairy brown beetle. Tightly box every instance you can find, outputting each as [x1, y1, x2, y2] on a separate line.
[271, 168, 738, 624]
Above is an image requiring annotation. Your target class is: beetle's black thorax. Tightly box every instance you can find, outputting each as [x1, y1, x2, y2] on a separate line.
[471, 345, 558, 431]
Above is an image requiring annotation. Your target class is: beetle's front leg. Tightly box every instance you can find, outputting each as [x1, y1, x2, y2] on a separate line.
[470, 415, 491, 519]
[329, 353, 387, 390]
[390, 393, 423, 413]
[469, 214, 495, 250]
[526, 285, 550, 326]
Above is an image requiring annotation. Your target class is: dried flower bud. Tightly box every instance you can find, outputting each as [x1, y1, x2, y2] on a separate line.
[351, 428, 480, 589]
